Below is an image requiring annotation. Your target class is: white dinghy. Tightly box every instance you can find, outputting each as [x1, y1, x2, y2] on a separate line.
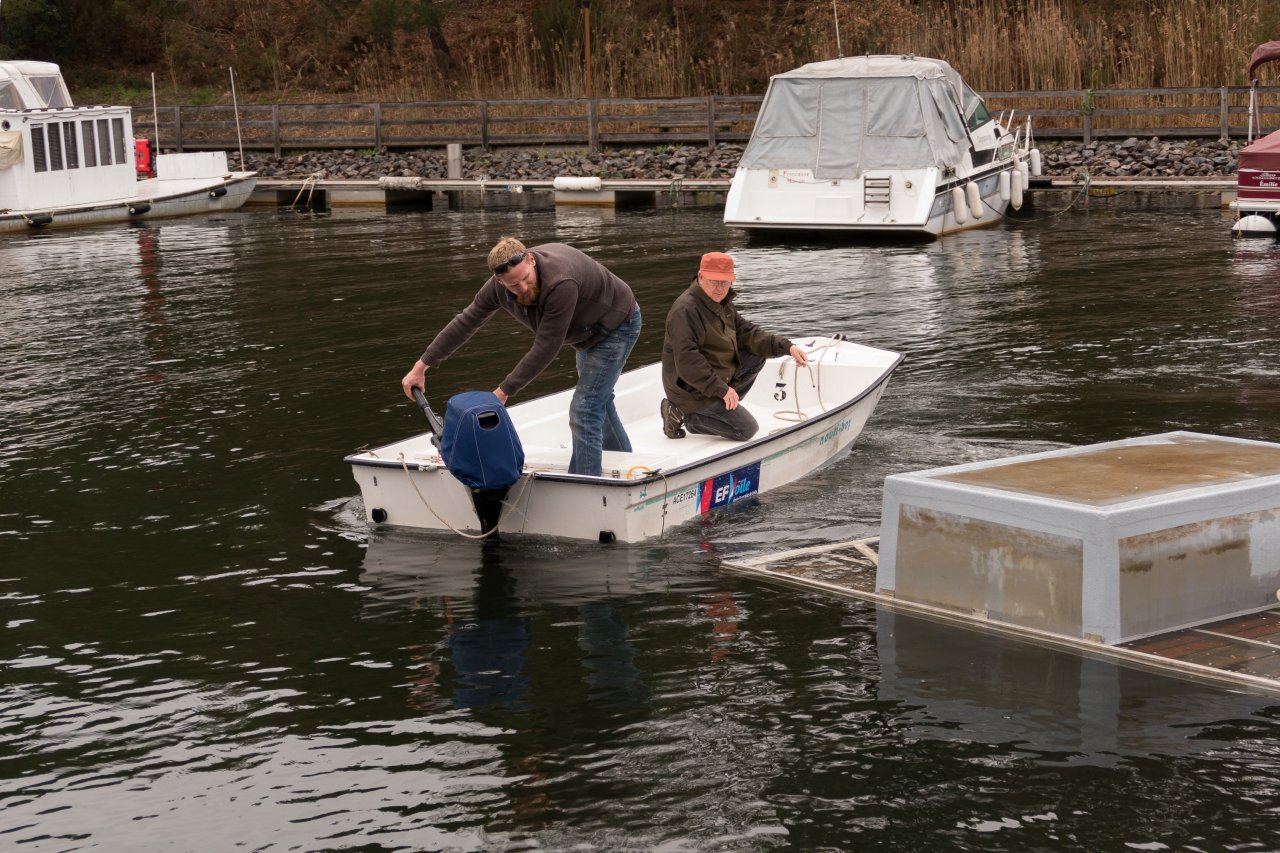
[346, 336, 902, 543]
[0, 61, 256, 234]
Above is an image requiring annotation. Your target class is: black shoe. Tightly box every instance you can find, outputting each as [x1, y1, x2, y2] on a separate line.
[660, 398, 685, 439]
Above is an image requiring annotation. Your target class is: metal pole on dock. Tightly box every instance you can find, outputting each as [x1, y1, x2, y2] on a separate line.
[229, 67, 245, 169]
[446, 144, 462, 180]
[150, 72, 161, 152]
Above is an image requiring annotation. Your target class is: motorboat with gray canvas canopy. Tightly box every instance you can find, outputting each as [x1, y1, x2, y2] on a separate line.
[724, 55, 1039, 237]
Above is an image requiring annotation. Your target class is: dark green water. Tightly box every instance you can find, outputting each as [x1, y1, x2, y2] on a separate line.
[4, 199, 1280, 851]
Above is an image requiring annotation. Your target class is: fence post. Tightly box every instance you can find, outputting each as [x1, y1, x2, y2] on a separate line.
[706, 95, 717, 148]
[588, 99, 599, 152]
[272, 105, 281, 157]
[480, 101, 490, 151]
[1082, 89, 1092, 145]
[373, 103, 383, 151]
[1219, 86, 1229, 141]
[174, 106, 183, 152]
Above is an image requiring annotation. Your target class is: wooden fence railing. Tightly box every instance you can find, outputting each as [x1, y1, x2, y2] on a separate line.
[133, 87, 1280, 155]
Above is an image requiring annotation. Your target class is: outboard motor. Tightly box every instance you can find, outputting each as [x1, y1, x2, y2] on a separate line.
[438, 391, 525, 535]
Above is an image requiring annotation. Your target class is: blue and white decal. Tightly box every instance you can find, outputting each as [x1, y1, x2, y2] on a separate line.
[697, 462, 761, 513]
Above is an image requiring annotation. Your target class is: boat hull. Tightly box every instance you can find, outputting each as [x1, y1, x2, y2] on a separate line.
[1230, 124, 1280, 234]
[0, 172, 257, 233]
[725, 164, 1019, 238]
[346, 337, 902, 543]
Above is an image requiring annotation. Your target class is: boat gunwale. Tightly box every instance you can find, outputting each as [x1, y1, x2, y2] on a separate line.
[345, 350, 904, 486]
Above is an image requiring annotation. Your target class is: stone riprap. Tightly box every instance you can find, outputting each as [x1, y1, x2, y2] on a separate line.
[237, 137, 1246, 182]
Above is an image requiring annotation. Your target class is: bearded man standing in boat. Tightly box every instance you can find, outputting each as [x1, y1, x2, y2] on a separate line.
[660, 252, 808, 441]
[401, 237, 641, 477]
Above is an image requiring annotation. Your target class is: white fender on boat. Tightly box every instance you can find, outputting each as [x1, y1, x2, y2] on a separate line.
[1029, 147, 1043, 176]
[1232, 214, 1278, 237]
[1019, 161, 1030, 191]
[951, 185, 968, 224]
[999, 171, 1011, 202]
[1010, 170, 1024, 210]
[965, 181, 983, 219]
[552, 176, 603, 191]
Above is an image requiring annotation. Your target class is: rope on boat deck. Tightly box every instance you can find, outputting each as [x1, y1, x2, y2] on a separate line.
[398, 453, 534, 540]
[772, 339, 835, 427]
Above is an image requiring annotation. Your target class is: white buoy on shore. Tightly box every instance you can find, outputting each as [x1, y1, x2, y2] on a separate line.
[553, 176, 603, 191]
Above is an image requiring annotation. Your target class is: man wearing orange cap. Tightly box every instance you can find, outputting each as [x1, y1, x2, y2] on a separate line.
[660, 251, 808, 441]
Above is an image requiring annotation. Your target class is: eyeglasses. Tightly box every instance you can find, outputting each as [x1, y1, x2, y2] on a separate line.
[492, 252, 526, 275]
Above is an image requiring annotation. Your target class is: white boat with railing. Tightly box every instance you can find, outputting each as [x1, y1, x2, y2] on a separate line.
[724, 54, 1040, 238]
[345, 335, 902, 543]
[0, 60, 255, 233]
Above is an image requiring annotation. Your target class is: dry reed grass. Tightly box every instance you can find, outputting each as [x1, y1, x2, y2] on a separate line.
[334, 0, 1279, 102]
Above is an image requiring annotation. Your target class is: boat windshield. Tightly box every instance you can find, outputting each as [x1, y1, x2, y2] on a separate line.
[28, 75, 71, 108]
[962, 84, 992, 131]
[0, 81, 21, 111]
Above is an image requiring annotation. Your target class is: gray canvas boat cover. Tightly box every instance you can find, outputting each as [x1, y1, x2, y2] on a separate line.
[738, 55, 973, 180]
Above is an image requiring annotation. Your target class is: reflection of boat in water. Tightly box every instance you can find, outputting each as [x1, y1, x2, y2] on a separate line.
[1231, 41, 1280, 237]
[359, 533, 674, 611]
[724, 55, 1040, 238]
[0, 61, 255, 234]
[346, 336, 901, 543]
[360, 534, 664, 712]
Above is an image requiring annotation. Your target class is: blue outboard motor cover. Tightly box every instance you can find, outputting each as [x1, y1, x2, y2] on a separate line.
[439, 391, 525, 489]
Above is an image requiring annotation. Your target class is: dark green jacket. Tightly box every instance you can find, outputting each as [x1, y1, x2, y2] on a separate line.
[661, 281, 792, 413]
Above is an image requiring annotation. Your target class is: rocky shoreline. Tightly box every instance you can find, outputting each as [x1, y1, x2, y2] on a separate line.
[239, 137, 1244, 182]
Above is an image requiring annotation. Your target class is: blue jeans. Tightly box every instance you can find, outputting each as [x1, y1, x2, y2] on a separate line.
[568, 305, 641, 476]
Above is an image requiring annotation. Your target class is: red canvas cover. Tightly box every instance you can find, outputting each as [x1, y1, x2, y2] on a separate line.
[1238, 129, 1280, 201]
[1239, 128, 1280, 172]
[1249, 41, 1280, 80]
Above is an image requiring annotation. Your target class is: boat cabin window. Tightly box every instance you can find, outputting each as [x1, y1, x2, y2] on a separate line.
[62, 121, 79, 168]
[31, 118, 115, 172]
[82, 122, 97, 167]
[111, 117, 126, 163]
[962, 84, 992, 131]
[29, 75, 71, 108]
[0, 81, 21, 111]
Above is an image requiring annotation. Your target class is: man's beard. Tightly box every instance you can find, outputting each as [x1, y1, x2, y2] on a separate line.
[515, 282, 540, 306]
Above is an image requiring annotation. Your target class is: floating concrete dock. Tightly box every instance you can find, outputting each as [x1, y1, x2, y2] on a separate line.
[245, 176, 730, 210]
[244, 177, 1239, 211]
[724, 431, 1280, 697]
